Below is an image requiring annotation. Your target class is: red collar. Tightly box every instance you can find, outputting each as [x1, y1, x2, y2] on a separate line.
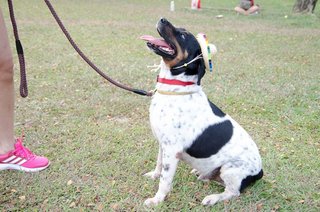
[157, 76, 195, 86]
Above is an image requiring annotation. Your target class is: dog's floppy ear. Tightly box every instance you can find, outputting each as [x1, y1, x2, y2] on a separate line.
[197, 58, 206, 85]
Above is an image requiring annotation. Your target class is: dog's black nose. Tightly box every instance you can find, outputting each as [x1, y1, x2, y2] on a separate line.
[160, 18, 168, 24]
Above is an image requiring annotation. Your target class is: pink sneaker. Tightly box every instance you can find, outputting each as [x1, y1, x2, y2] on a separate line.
[0, 138, 50, 172]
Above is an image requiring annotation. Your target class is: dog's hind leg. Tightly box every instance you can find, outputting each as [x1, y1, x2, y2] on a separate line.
[202, 166, 243, 205]
[144, 147, 181, 207]
[144, 144, 162, 180]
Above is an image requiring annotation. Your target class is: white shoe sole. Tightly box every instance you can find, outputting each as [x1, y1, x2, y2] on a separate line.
[0, 162, 50, 172]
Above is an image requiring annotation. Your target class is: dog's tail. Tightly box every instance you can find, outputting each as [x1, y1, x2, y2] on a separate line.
[240, 169, 263, 192]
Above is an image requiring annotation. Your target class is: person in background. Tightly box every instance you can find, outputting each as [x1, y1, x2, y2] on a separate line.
[235, 0, 260, 15]
[0, 7, 49, 172]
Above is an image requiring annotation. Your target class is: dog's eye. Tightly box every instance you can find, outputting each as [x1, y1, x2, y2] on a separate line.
[181, 34, 186, 40]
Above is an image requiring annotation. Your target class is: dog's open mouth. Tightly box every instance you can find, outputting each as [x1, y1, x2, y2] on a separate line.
[140, 35, 176, 58]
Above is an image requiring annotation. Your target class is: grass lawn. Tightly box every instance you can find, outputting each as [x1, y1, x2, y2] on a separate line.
[1, 0, 319, 211]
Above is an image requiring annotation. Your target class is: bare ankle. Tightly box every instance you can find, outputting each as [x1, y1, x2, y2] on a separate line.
[0, 139, 15, 154]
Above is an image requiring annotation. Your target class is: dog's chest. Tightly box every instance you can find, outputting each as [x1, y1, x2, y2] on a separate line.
[150, 92, 221, 147]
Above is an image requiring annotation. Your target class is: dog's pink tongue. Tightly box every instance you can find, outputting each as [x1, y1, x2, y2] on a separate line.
[140, 35, 170, 48]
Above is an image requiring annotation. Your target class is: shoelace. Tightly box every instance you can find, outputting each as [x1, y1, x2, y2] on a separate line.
[13, 139, 35, 160]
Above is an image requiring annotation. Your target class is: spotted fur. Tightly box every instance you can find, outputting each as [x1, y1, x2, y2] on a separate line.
[143, 18, 263, 207]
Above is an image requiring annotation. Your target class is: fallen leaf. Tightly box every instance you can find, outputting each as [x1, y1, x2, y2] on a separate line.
[42, 199, 48, 204]
[69, 202, 76, 208]
[111, 203, 120, 210]
[257, 203, 263, 211]
[82, 175, 90, 181]
[188, 202, 196, 207]
[97, 203, 104, 211]
[41, 199, 49, 209]
[273, 204, 280, 211]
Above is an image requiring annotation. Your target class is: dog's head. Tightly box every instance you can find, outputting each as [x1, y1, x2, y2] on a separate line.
[141, 18, 216, 85]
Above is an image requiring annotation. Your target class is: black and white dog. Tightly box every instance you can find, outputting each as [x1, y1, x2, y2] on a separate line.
[141, 18, 263, 206]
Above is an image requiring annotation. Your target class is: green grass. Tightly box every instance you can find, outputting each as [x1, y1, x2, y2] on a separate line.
[1, 0, 319, 211]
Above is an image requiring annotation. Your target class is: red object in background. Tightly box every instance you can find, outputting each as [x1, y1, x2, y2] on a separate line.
[191, 0, 201, 9]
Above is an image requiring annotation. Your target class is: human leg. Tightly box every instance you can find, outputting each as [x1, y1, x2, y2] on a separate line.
[234, 6, 248, 15]
[247, 5, 260, 14]
[0, 7, 15, 154]
[0, 7, 49, 171]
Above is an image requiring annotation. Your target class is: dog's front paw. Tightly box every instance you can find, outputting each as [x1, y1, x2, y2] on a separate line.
[202, 194, 220, 206]
[144, 197, 162, 207]
[144, 171, 161, 180]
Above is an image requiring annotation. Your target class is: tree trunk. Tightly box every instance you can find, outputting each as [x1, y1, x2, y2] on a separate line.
[293, 0, 318, 13]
